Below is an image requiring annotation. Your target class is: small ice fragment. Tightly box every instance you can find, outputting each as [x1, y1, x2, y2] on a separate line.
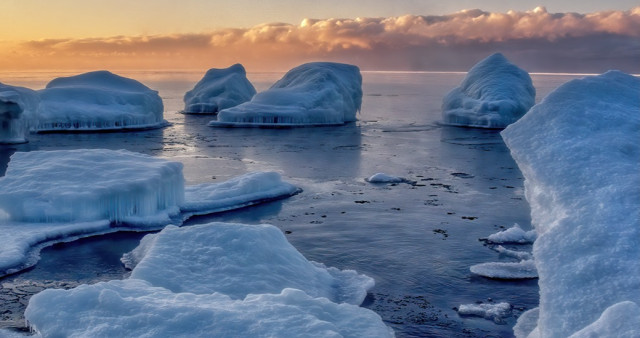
[366, 173, 405, 184]
[457, 302, 512, 323]
[470, 259, 538, 279]
[486, 224, 536, 244]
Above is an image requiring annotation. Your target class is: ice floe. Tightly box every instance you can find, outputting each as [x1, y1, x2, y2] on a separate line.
[25, 222, 392, 337]
[502, 71, 640, 337]
[441, 53, 535, 129]
[210, 62, 362, 127]
[485, 224, 536, 244]
[457, 302, 512, 324]
[0, 149, 299, 277]
[183, 64, 256, 114]
[470, 260, 537, 279]
[0, 83, 39, 144]
[34, 71, 166, 132]
[365, 173, 406, 184]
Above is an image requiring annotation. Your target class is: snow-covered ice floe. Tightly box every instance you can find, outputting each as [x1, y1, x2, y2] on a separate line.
[183, 64, 256, 114]
[0, 149, 299, 277]
[209, 62, 362, 127]
[470, 260, 537, 279]
[365, 173, 406, 184]
[501, 71, 640, 337]
[457, 302, 512, 324]
[0, 82, 39, 144]
[484, 224, 536, 244]
[441, 53, 535, 129]
[34, 71, 167, 132]
[25, 222, 393, 337]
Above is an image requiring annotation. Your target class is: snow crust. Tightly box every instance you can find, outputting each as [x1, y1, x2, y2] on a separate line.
[0, 149, 299, 277]
[211, 62, 362, 127]
[486, 224, 536, 244]
[366, 173, 405, 183]
[501, 71, 640, 337]
[34, 71, 166, 131]
[457, 302, 512, 324]
[26, 223, 391, 337]
[0, 83, 39, 144]
[183, 64, 256, 114]
[442, 53, 535, 129]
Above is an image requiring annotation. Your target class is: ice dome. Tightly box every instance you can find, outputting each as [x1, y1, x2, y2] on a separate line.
[210, 62, 362, 127]
[0, 82, 39, 144]
[501, 71, 640, 337]
[34, 71, 166, 131]
[183, 64, 256, 114]
[442, 53, 535, 129]
[26, 223, 392, 337]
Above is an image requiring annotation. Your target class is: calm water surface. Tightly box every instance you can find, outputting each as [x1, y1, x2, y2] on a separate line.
[0, 71, 584, 337]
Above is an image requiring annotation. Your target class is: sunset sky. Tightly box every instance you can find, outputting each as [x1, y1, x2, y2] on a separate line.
[0, 0, 638, 72]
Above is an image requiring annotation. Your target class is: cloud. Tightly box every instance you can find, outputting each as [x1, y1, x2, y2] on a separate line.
[2, 7, 639, 72]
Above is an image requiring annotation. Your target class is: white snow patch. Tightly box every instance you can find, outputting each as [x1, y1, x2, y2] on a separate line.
[486, 224, 536, 244]
[183, 64, 256, 114]
[457, 302, 512, 324]
[211, 62, 362, 127]
[441, 53, 535, 129]
[0, 83, 39, 144]
[34, 71, 166, 131]
[365, 173, 405, 184]
[26, 223, 391, 337]
[502, 71, 640, 337]
[470, 259, 537, 279]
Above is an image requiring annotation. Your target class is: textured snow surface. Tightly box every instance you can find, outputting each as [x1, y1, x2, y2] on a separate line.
[486, 224, 536, 244]
[34, 71, 166, 131]
[26, 223, 391, 337]
[502, 71, 640, 337]
[183, 64, 256, 114]
[211, 62, 362, 127]
[457, 302, 512, 324]
[442, 53, 535, 129]
[366, 173, 405, 183]
[470, 259, 537, 279]
[0, 82, 39, 144]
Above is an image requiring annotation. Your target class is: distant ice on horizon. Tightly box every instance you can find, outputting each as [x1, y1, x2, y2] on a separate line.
[441, 53, 535, 129]
[34, 70, 167, 132]
[183, 64, 256, 114]
[502, 70, 640, 337]
[25, 222, 392, 337]
[0, 82, 39, 144]
[210, 62, 362, 127]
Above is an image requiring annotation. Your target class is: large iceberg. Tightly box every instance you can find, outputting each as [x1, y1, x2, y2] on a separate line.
[25, 223, 392, 337]
[34, 71, 166, 131]
[0, 83, 39, 144]
[0, 149, 300, 276]
[183, 64, 256, 114]
[501, 71, 640, 337]
[210, 62, 362, 127]
[442, 53, 535, 129]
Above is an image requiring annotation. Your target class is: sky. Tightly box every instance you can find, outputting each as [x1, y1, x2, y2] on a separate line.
[0, 0, 638, 72]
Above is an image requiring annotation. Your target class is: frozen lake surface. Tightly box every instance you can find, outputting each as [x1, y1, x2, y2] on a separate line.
[0, 70, 583, 337]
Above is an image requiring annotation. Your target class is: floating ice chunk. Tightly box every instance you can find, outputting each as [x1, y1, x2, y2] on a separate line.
[211, 62, 362, 127]
[123, 223, 374, 305]
[0, 83, 39, 144]
[470, 259, 537, 279]
[365, 173, 405, 184]
[492, 245, 533, 260]
[0, 149, 184, 224]
[441, 53, 535, 129]
[486, 224, 536, 244]
[34, 71, 166, 131]
[183, 64, 256, 114]
[568, 301, 640, 338]
[502, 71, 640, 337]
[26, 281, 392, 338]
[181, 171, 301, 217]
[457, 302, 512, 324]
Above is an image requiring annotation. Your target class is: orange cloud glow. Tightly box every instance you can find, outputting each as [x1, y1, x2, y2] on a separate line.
[1, 7, 638, 73]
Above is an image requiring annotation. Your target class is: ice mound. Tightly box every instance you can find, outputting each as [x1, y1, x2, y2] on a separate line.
[366, 173, 405, 183]
[501, 71, 640, 337]
[34, 70, 166, 131]
[0, 149, 184, 224]
[183, 64, 256, 114]
[0, 83, 39, 144]
[457, 302, 512, 324]
[26, 223, 392, 337]
[181, 171, 301, 217]
[123, 223, 374, 305]
[441, 53, 535, 129]
[486, 224, 536, 244]
[211, 62, 362, 127]
[470, 260, 537, 279]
